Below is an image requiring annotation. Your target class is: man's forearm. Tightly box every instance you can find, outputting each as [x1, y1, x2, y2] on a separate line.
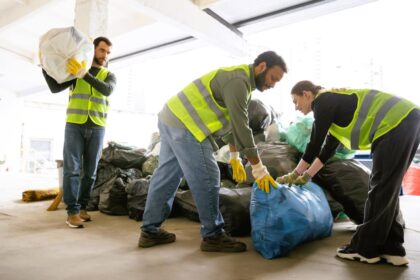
[42, 69, 74, 93]
[83, 72, 116, 96]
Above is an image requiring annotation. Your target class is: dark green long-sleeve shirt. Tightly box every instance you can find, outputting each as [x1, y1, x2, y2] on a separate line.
[159, 64, 258, 158]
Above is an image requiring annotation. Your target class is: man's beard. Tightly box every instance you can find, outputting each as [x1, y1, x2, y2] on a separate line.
[94, 56, 105, 66]
[255, 69, 267, 91]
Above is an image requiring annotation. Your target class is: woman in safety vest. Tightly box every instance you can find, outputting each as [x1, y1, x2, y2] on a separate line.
[277, 80, 420, 266]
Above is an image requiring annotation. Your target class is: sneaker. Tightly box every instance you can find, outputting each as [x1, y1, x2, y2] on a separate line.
[201, 232, 247, 253]
[66, 214, 84, 228]
[79, 210, 91, 222]
[336, 245, 380, 264]
[381, 255, 409, 266]
[138, 229, 176, 248]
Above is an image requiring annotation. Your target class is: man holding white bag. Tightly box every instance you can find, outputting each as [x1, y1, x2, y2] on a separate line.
[42, 36, 116, 228]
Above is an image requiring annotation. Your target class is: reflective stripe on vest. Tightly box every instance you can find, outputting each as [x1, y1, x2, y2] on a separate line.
[167, 64, 251, 142]
[350, 90, 378, 149]
[69, 93, 109, 106]
[327, 89, 417, 150]
[66, 67, 110, 126]
[66, 108, 107, 119]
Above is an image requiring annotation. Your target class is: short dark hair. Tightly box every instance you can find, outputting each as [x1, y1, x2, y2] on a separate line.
[93, 36, 112, 48]
[254, 51, 287, 73]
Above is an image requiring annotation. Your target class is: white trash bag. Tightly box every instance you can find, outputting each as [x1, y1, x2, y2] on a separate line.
[39, 26, 94, 83]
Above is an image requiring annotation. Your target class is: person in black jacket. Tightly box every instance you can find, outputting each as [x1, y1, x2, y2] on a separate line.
[278, 80, 419, 266]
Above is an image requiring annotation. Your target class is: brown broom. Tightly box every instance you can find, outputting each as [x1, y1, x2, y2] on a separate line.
[46, 189, 63, 211]
[21, 188, 62, 211]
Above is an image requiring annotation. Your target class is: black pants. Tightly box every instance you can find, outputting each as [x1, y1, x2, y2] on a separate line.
[350, 109, 420, 258]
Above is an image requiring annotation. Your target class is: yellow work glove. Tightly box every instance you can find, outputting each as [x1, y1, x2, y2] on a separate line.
[251, 162, 277, 193]
[276, 170, 299, 186]
[229, 152, 247, 183]
[66, 58, 87, 78]
[292, 172, 312, 186]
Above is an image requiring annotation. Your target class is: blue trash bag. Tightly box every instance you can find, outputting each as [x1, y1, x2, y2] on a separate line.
[250, 181, 333, 259]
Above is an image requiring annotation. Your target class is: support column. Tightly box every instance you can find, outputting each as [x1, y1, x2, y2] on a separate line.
[74, 0, 109, 40]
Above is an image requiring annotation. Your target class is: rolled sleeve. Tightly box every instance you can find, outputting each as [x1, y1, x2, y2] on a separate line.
[222, 78, 257, 158]
[83, 70, 116, 96]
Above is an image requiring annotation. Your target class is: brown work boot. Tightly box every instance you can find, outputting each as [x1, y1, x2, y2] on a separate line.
[201, 232, 247, 252]
[138, 229, 176, 248]
[66, 214, 84, 228]
[79, 210, 91, 222]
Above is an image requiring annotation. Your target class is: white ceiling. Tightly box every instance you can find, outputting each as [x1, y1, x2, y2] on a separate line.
[0, 0, 376, 97]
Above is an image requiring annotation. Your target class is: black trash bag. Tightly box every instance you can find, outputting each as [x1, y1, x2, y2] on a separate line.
[97, 176, 124, 215]
[244, 142, 300, 185]
[248, 99, 272, 135]
[142, 155, 159, 176]
[312, 159, 369, 224]
[217, 161, 233, 181]
[101, 141, 148, 169]
[219, 185, 252, 236]
[178, 177, 189, 191]
[176, 163, 233, 191]
[321, 187, 345, 219]
[87, 161, 123, 211]
[174, 189, 200, 222]
[220, 179, 236, 189]
[88, 174, 117, 211]
[174, 184, 252, 237]
[98, 168, 142, 216]
[126, 177, 150, 221]
[95, 161, 122, 186]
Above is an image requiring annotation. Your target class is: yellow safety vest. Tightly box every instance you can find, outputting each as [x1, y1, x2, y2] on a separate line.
[66, 67, 110, 127]
[323, 89, 418, 150]
[167, 64, 251, 142]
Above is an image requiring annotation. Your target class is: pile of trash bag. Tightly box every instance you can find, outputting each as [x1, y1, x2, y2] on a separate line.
[86, 98, 370, 249]
[87, 142, 153, 216]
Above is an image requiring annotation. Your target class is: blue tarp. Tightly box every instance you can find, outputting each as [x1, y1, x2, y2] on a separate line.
[250, 182, 333, 259]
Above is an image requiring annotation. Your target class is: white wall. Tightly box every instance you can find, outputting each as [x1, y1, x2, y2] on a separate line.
[0, 90, 22, 172]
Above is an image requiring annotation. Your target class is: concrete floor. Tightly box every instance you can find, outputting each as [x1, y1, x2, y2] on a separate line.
[0, 172, 419, 280]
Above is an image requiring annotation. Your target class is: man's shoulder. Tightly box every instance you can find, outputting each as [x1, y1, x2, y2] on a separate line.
[89, 66, 115, 79]
[215, 65, 249, 83]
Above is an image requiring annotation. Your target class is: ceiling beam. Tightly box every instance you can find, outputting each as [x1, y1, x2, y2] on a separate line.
[236, 0, 378, 34]
[0, 0, 61, 32]
[0, 44, 33, 64]
[132, 0, 248, 57]
[192, 0, 220, 9]
[74, 0, 109, 40]
[0, 0, 63, 67]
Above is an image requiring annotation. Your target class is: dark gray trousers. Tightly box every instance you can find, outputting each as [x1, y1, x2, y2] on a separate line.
[350, 109, 420, 258]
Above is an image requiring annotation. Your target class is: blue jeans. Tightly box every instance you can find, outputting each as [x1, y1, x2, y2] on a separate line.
[141, 120, 224, 238]
[63, 123, 105, 215]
